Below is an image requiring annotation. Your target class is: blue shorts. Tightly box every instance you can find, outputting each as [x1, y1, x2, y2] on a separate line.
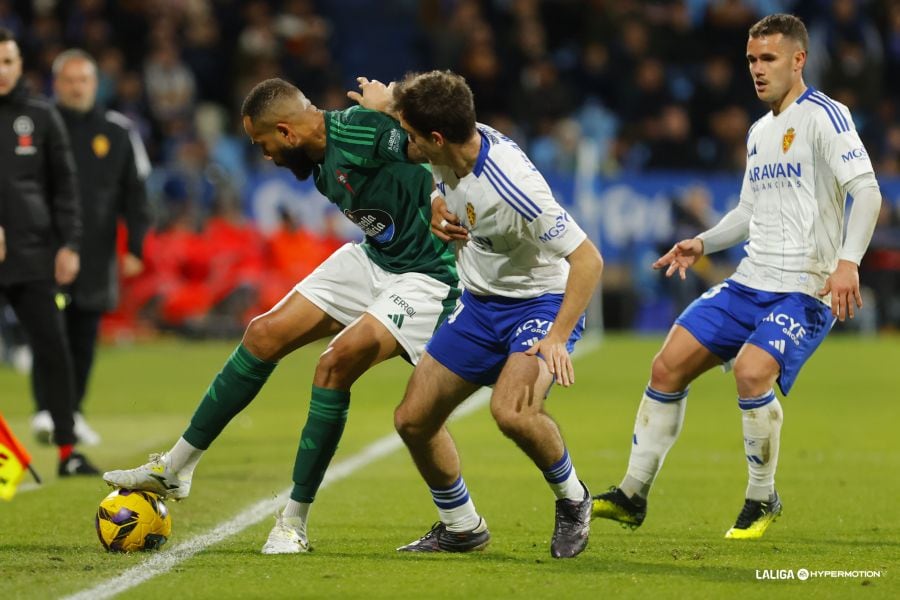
[675, 280, 835, 395]
[426, 290, 585, 386]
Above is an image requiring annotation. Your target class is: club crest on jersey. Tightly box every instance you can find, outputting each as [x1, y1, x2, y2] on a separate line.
[782, 127, 795, 153]
[466, 202, 476, 227]
[335, 169, 355, 194]
[92, 134, 110, 158]
[13, 115, 36, 156]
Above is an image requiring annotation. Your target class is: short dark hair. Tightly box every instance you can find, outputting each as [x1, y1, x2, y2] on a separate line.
[240, 78, 301, 124]
[749, 14, 809, 52]
[0, 26, 16, 43]
[393, 70, 476, 143]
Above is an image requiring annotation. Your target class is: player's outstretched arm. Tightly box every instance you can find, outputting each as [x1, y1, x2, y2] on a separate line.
[652, 238, 704, 280]
[347, 77, 396, 117]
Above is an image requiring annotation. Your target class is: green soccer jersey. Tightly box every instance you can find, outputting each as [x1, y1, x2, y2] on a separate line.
[313, 107, 457, 286]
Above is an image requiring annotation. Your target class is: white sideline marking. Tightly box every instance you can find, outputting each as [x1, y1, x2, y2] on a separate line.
[62, 337, 601, 600]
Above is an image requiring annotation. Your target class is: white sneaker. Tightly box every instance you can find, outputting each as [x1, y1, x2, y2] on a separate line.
[261, 515, 309, 554]
[74, 413, 102, 446]
[31, 410, 54, 445]
[103, 453, 192, 500]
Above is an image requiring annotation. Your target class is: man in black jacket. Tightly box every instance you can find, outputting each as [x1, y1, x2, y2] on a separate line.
[0, 28, 98, 475]
[28, 49, 152, 446]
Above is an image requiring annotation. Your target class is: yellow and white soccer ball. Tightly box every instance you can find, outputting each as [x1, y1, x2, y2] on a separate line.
[95, 489, 172, 552]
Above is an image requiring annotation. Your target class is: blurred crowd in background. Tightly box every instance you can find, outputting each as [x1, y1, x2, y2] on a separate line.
[1, 0, 898, 344]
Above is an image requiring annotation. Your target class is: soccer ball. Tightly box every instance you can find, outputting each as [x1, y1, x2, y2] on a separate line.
[95, 489, 172, 552]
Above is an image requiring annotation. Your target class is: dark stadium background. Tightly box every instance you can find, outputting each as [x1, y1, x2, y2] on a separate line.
[2, 0, 898, 339]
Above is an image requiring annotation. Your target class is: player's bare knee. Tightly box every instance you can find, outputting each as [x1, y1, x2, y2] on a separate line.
[394, 403, 428, 443]
[490, 402, 527, 440]
[649, 353, 686, 392]
[732, 358, 774, 394]
[242, 316, 282, 361]
[314, 344, 362, 388]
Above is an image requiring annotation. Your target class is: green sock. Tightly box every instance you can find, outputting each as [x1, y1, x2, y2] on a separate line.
[290, 386, 351, 503]
[183, 344, 277, 449]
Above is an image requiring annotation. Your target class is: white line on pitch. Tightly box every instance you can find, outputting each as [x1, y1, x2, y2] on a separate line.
[61, 336, 601, 600]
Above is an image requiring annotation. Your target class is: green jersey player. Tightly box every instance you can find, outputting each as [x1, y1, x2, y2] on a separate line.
[104, 78, 459, 554]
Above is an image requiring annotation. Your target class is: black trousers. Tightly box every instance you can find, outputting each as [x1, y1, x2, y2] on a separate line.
[62, 303, 102, 413]
[0, 279, 77, 446]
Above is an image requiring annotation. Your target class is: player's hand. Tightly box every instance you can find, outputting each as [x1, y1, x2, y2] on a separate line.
[652, 238, 704, 280]
[818, 259, 862, 321]
[525, 336, 575, 387]
[0, 226, 6, 262]
[55, 246, 80, 285]
[431, 194, 468, 242]
[346, 77, 394, 113]
[122, 252, 144, 278]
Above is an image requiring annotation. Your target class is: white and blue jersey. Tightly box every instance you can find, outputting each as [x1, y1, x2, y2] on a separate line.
[432, 124, 587, 298]
[679, 88, 872, 395]
[724, 87, 875, 300]
[427, 124, 588, 384]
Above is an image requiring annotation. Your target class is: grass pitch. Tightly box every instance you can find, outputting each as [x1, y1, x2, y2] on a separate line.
[0, 334, 897, 599]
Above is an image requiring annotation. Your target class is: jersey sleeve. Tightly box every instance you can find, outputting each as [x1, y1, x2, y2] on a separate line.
[518, 172, 587, 259]
[813, 104, 874, 187]
[326, 107, 409, 164]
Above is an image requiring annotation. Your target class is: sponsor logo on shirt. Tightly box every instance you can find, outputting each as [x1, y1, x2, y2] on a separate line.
[762, 312, 806, 345]
[344, 208, 394, 243]
[387, 129, 403, 153]
[13, 115, 36, 156]
[539, 212, 571, 243]
[389, 293, 416, 318]
[782, 127, 795, 153]
[747, 162, 802, 182]
[841, 147, 868, 163]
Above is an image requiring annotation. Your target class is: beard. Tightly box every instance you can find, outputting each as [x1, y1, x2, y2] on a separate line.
[277, 145, 317, 181]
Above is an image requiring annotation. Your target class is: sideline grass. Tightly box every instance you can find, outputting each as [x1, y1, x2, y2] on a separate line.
[0, 334, 897, 599]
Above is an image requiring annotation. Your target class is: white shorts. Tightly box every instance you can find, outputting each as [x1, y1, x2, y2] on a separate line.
[295, 243, 459, 364]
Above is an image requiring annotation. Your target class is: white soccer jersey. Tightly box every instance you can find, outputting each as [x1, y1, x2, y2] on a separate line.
[432, 124, 587, 298]
[731, 87, 875, 298]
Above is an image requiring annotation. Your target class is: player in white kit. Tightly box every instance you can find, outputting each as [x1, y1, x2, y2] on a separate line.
[350, 70, 604, 558]
[592, 14, 882, 539]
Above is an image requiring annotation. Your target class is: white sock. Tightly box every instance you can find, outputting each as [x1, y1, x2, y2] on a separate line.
[167, 437, 204, 477]
[431, 477, 482, 532]
[542, 448, 585, 501]
[620, 386, 688, 499]
[739, 390, 783, 501]
[282, 500, 310, 525]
